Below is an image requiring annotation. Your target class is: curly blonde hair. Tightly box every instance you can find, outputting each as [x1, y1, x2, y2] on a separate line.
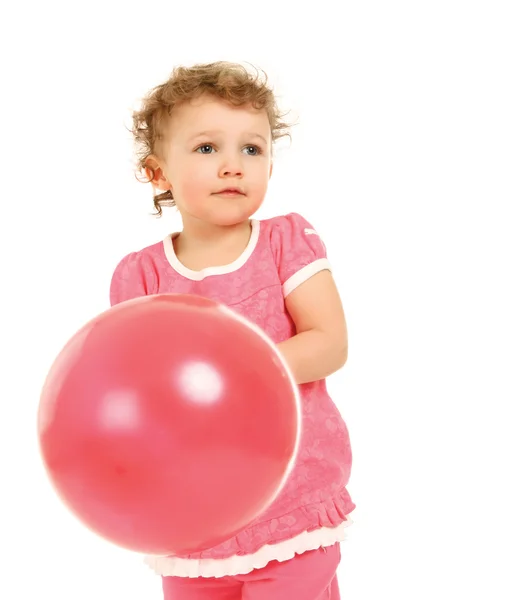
[128, 61, 294, 216]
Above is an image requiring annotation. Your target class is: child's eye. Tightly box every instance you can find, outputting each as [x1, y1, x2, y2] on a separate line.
[243, 145, 262, 156]
[196, 144, 215, 154]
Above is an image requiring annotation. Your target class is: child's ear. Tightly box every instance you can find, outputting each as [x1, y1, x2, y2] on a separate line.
[145, 155, 172, 191]
[269, 161, 273, 179]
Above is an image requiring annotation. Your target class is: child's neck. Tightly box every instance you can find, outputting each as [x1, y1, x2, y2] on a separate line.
[173, 219, 253, 271]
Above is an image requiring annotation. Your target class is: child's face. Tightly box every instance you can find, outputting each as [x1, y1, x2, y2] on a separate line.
[155, 94, 272, 227]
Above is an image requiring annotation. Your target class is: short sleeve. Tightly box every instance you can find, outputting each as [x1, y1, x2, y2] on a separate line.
[269, 212, 332, 297]
[109, 251, 155, 306]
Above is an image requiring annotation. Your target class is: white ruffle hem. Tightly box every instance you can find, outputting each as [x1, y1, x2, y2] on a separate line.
[144, 516, 353, 579]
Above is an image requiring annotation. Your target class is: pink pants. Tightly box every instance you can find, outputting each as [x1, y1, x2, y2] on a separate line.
[162, 543, 341, 600]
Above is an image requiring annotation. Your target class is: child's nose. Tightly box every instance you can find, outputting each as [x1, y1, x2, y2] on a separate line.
[220, 154, 243, 177]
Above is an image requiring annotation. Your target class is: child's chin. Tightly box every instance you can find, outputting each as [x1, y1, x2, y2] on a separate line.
[209, 206, 259, 226]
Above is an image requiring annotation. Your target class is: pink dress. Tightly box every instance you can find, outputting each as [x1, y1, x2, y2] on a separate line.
[110, 212, 355, 578]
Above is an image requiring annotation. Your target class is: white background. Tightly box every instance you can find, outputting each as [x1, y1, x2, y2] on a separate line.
[1, 1, 509, 599]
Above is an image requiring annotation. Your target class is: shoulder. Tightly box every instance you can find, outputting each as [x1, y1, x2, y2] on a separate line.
[111, 241, 162, 280]
[263, 212, 315, 234]
[262, 211, 326, 259]
[257, 212, 329, 292]
[110, 241, 162, 306]
[263, 212, 324, 249]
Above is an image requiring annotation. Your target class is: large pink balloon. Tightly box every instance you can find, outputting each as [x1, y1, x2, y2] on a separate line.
[38, 294, 300, 555]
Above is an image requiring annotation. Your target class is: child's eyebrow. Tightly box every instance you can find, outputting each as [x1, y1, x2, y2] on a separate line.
[188, 130, 268, 145]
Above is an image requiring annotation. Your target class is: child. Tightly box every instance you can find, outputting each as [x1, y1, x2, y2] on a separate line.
[110, 61, 355, 600]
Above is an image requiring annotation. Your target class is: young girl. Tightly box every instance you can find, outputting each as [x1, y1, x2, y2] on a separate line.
[110, 61, 355, 600]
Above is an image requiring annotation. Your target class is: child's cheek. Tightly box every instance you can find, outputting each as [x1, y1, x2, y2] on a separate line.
[180, 167, 211, 202]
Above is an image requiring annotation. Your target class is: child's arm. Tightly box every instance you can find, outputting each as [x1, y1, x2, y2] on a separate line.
[277, 270, 348, 385]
